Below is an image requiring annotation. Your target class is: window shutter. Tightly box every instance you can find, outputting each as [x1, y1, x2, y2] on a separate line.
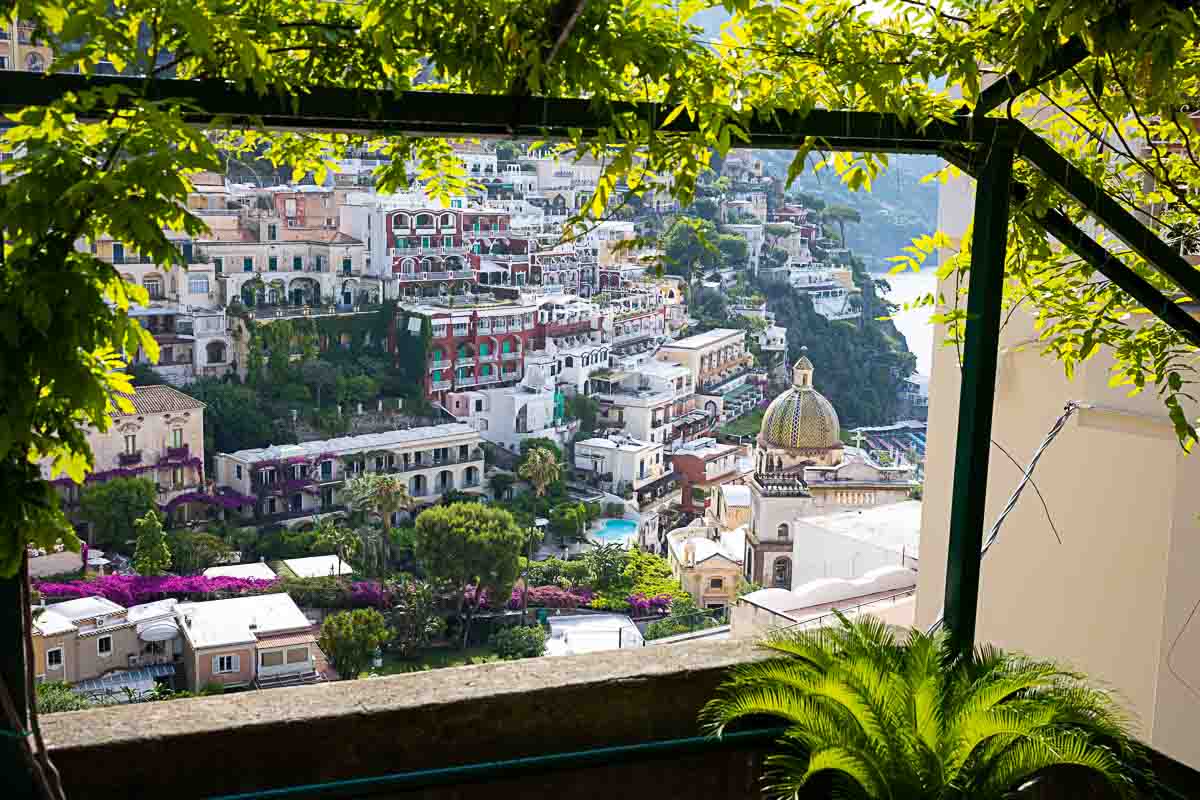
[211, 656, 220, 674]
[232, 654, 241, 673]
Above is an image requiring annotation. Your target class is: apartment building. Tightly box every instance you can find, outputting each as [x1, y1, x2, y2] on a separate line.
[574, 434, 667, 499]
[666, 523, 746, 611]
[657, 328, 754, 398]
[206, 235, 373, 309]
[213, 424, 485, 523]
[176, 593, 323, 690]
[397, 296, 539, 400]
[32, 597, 181, 695]
[591, 357, 699, 446]
[44, 385, 206, 532]
[444, 364, 577, 454]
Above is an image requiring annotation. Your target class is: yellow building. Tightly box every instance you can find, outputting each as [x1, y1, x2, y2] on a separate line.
[666, 523, 746, 612]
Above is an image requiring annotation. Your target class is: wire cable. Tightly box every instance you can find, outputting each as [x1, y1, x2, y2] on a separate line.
[927, 401, 1079, 634]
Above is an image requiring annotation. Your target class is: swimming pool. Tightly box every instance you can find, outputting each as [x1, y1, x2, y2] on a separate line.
[592, 518, 637, 543]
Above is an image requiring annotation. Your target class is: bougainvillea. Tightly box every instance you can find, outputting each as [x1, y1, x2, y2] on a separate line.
[625, 593, 674, 616]
[505, 586, 595, 610]
[34, 574, 280, 606]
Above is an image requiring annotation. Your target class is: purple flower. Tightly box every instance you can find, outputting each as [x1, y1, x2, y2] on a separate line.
[33, 575, 280, 606]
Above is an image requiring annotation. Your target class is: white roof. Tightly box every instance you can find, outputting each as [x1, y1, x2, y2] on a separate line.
[794, 500, 923, 556]
[223, 423, 477, 462]
[282, 554, 354, 579]
[741, 588, 800, 614]
[547, 613, 644, 655]
[176, 593, 310, 649]
[577, 435, 656, 453]
[33, 610, 78, 636]
[45, 596, 125, 621]
[667, 524, 744, 566]
[203, 563, 278, 580]
[661, 328, 743, 350]
[126, 599, 178, 624]
[721, 484, 751, 507]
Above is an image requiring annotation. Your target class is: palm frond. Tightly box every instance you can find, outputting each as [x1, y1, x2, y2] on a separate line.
[971, 733, 1137, 800]
[764, 745, 887, 800]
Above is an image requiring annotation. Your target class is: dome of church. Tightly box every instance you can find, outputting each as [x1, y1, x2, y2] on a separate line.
[759, 348, 841, 451]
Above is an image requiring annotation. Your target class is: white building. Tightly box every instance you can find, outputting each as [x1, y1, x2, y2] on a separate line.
[591, 356, 697, 445]
[574, 434, 666, 497]
[444, 362, 578, 454]
[213, 424, 486, 525]
[281, 555, 354, 579]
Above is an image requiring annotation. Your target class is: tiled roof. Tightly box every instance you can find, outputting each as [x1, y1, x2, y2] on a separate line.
[114, 385, 205, 417]
[254, 631, 318, 649]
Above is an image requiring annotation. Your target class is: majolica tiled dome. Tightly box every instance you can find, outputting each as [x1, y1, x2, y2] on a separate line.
[759, 348, 840, 450]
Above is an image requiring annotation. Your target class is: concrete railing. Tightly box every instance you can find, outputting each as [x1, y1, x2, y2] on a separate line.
[41, 638, 771, 800]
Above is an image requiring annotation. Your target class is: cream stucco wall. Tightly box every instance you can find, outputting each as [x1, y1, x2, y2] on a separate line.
[919, 170, 1200, 768]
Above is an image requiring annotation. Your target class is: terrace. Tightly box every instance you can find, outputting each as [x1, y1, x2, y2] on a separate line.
[10, 7, 1200, 800]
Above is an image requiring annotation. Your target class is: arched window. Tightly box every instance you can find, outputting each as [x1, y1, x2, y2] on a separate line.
[416, 213, 434, 227]
[206, 341, 227, 364]
[565, 356, 574, 368]
[25, 53, 45, 73]
[392, 213, 410, 230]
[772, 557, 792, 589]
[776, 523, 790, 540]
[479, 342, 489, 356]
[501, 339, 512, 354]
[440, 213, 455, 228]
[432, 348, 445, 363]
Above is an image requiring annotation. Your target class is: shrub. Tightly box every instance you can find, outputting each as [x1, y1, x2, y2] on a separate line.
[200, 682, 225, 696]
[491, 624, 547, 660]
[506, 585, 594, 610]
[36, 681, 92, 713]
[603, 502, 626, 518]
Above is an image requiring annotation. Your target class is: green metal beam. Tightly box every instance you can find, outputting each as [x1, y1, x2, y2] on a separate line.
[1017, 130, 1200, 303]
[943, 143, 1015, 655]
[0, 72, 1014, 151]
[940, 144, 1200, 347]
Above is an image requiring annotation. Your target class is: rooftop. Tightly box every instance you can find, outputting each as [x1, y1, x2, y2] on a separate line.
[43, 596, 126, 621]
[793, 500, 923, 558]
[176, 593, 311, 649]
[577, 435, 658, 453]
[282, 554, 354, 579]
[203, 563, 279, 581]
[113, 384, 205, 418]
[672, 437, 739, 460]
[222, 423, 477, 462]
[659, 328, 743, 350]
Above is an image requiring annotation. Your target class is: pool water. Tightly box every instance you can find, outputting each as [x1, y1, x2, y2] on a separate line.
[593, 518, 637, 542]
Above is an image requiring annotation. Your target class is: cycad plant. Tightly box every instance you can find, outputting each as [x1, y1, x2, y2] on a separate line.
[701, 616, 1147, 799]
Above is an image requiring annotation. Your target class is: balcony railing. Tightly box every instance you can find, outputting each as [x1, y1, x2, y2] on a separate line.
[456, 356, 476, 367]
[430, 379, 453, 391]
[456, 375, 478, 387]
[165, 444, 190, 460]
[389, 245, 469, 257]
[117, 451, 142, 466]
[478, 353, 497, 363]
[477, 374, 500, 385]
[501, 351, 521, 361]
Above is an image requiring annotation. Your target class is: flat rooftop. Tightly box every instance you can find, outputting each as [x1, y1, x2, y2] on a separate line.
[659, 328, 743, 350]
[221, 423, 477, 462]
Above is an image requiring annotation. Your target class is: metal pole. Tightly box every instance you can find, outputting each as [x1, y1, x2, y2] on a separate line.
[943, 143, 1014, 657]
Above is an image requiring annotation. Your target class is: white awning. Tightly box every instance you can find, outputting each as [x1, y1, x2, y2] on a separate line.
[137, 619, 180, 642]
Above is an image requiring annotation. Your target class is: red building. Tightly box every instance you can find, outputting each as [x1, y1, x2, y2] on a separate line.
[387, 208, 524, 298]
[671, 438, 745, 514]
[392, 299, 542, 400]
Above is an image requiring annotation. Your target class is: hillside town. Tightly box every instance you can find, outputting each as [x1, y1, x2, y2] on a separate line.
[28, 141, 927, 704]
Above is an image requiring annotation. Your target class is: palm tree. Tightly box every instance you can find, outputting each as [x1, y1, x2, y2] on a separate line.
[517, 447, 561, 620]
[312, 515, 357, 567]
[701, 616, 1146, 800]
[342, 473, 413, 541]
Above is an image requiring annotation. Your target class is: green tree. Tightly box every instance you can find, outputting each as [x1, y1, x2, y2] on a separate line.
[564, 393, 599, 433]
[702, 616, 1145, 799]
[185, 379, 280, 469]
[488, 471, 516, 501]
[517, 446, 562, 617]
[689, 197, 719, 221]
[312, 515, 359, 565]
[494, 141, 519, 162]
[716, 233, 749, 266]
[413, 502, 524, 649]
[132, 511, 171, 576]
[128, 362, 166, 386]
[167, 530, 234, 575]
[79, 478, 159, 550]
[581, 542, 624, 591]
[341, 473, 412, 541]
[822, 203, 862, 246]
[318, 608, 392, 680]
[301, 359, 338, 409]
[385, 576, 445, 659]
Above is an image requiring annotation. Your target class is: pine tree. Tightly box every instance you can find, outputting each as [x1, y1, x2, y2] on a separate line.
[132, 511, 172, 577]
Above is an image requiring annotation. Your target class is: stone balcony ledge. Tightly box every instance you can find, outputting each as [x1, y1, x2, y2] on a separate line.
[43, 638, 771, 800]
